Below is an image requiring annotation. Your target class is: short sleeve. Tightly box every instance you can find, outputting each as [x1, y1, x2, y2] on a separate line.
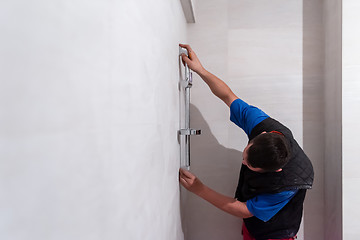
[230, 99, 269, 136]
[246, 190, 298, 222]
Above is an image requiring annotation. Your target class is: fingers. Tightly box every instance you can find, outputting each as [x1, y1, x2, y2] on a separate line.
[181, 53, 191, 65]
[179, 43, 193, 53]
[179, 43, 194, 60]
[179, 43, 203, 73]
[179, 169, 193, 184]
[179, 175, 188, 186]
[180, 168, 193, 178]
[179, 169, 193, 190]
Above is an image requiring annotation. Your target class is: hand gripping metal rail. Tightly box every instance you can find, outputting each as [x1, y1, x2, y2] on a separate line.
[179, 47, 201, 170]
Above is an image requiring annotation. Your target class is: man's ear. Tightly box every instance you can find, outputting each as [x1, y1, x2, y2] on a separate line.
[275, 168, 283, 172]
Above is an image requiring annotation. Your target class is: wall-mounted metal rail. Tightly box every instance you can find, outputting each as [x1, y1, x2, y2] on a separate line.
[179, 47, 201, 170]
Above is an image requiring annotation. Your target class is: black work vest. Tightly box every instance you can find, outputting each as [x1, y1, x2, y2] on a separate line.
[235, 117, 314, 240]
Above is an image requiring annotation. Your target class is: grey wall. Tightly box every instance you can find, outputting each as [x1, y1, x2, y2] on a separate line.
[303, 0, 325, 239]
[0, 0, 186, 239]
[323, 0, 343, 239]
[182, 0, 304, 239]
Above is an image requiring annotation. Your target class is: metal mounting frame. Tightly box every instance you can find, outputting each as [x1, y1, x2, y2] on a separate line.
[179, 47, 201, 170]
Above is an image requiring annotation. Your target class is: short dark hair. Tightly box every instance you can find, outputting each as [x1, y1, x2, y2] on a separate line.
[247, 132, 291, 172]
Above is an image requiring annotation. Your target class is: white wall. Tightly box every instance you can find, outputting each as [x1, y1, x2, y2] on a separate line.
[323, 0, 343, 239]
[0, 0, 186, 239]
[343, 0, 360, 239]
[182, 0, 304, 239]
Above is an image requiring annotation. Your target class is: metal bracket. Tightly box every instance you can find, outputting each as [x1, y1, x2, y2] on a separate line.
[179, 129, 202, 136]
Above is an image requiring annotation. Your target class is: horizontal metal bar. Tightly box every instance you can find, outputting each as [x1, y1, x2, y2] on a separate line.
[179, 129, 202, 136]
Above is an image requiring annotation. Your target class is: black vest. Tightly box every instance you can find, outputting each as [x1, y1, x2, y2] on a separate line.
[235, 118, 314, 240]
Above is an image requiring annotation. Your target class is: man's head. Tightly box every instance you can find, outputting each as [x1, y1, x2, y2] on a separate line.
[242, 132, 290, 173]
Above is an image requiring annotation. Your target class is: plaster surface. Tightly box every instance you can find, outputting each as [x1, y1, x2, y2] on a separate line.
[0, 1, 186, 239]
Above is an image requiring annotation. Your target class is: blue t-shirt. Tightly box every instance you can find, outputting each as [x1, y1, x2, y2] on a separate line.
[230, 98, 297, 222]
[246, 189, 298, 222]
[230, 98, 269, 137]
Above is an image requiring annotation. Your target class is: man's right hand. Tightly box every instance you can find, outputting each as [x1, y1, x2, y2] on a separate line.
[179, 43, 238, 107]
[179, 43, 205, 74]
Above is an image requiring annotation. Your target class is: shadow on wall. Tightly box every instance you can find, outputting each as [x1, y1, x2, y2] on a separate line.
[180, 104, 244, 240]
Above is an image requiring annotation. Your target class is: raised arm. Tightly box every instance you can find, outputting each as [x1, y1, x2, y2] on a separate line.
[179, 44, 238, 107]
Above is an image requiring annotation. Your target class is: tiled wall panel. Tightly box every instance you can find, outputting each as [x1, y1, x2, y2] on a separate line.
[183, 1, 304, 239]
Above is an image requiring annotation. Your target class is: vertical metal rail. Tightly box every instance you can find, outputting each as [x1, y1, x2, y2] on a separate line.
[179, 47, 201, 169]
[184, 67, 191, 168]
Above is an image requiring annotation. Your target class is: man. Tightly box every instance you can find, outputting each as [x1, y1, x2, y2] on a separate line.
[178, 43, 314, 240]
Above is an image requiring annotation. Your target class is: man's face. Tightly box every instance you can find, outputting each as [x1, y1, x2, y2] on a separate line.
[242, 143, 264, 172]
